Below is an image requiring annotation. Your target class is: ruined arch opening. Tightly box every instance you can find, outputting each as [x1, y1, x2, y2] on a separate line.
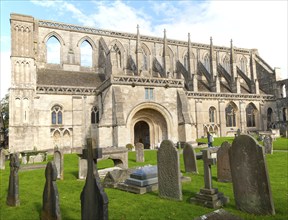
[134, 121, 150, 149]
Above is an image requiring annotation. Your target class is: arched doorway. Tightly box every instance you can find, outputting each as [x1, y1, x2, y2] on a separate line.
[130, 107, 169, 149]
[134, 121, 150, 149]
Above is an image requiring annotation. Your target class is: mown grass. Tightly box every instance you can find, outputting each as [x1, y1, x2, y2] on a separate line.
[197, 137, 288, 150]
[0, 149, 287, 220]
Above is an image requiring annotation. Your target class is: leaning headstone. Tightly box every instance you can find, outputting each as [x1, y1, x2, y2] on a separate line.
[230, 134, 275, 215]
[41, 161, 61, 220]
[135, 142, 145, 162]
[217, 142, 232, 182]
[263, 135, 273, 154]
[194, 209, 243, 220]
[80, 138, 108, 220]
[183, 143, 198, 173]
[191, 148, 229, 208]
[54, 149, 64, 180]
[6, 153, 20, 206]
[157, 140, 182, 201]
[0, 148, 6, 170]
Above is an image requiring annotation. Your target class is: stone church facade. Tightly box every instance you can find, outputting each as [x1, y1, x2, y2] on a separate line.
[9, 14, 288, 152]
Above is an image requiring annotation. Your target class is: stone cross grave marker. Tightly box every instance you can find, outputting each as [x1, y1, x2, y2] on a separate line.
[191, 148, 228, 208]
[54, 149, 64, 180]
[183, 142, 198, 173]
[80, 138, 108, 220]
[230, 134, 275, 215]
[41, 161, 61, 220]
[6, 153, 20, 206]
[157, 140, 182, 201]
[263, 135, 273, 154]
[217, 142, 232, 182]
[135, 142, 145, 162]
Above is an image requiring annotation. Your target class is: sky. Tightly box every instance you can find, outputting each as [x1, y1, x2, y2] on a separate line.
[0, 0, 287, 98]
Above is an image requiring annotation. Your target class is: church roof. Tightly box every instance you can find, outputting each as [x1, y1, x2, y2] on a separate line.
[37, 69, 105, 87]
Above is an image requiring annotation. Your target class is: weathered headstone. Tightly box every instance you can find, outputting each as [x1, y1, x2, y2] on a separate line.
[217, 142, 232, 182]
[183, 143, 198, 173]
[237, 128, 241, 136]
[135, 142, 145, 162]
[41, 161, 61, 220]
[194, 209, 243, 220]
[6, 153, 20, 206]
[80, 138, 108, 220]
[191, 148, 228, 208]
[0, 148, 5, 170]
[54, 149, 64, 180]
[263, 135, 273, 154]
[157, 140, 182, 201]
[230, 134, 275, 215]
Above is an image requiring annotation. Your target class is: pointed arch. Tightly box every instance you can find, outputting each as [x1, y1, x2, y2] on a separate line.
[80, 40, 93, 67]
[203, 53, 210, 72]
[239, 55, 247, 73]
[141, 43, 151, 71]
[225, 102, 238, 127]
[43, 31, 65, 46]
[246, 102, 257, 127]
[77, 36, 97, 49]
[109, 39, 125, 69]
[222, 54, 230, 74]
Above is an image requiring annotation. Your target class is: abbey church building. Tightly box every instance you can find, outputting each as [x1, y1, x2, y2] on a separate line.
[9, 14, 288, 152]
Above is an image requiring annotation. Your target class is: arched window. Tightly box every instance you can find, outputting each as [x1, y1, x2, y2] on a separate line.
[184, 53, 189, 71]
[209, 107, 216, 123]
[47, 36, 60, 64]
[283, 108, 287, 122]
[240, 57, 246, 73]
[80, 40, 92, 67]
[113, 44, 122, 68]
[51, 105, 63, 125]
[142, 50, 148, 71]
[225, 103, 236, 127]
[246, 103, 256, 127]
[91, 106, 99, 124]
[223, 55, 230, 74]
[204, 54, 210, 72]
[282, 84, 286, 98]
[267, 108, 273, 129]
[23, 98, 29, 123]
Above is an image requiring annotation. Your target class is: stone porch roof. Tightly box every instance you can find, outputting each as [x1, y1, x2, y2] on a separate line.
[37, 69, 105, 87]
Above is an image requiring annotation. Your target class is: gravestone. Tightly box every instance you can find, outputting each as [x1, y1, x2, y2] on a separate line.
[263, 135, 273, 154]
[80, 138, 108, 220]
[194, 209, 243, 220]
[6, 153, 20, 206]
[183, 143, 198, 173]
[135, 142, 145, 162]
[157, 140, 182, 201]
[217, 142, 232, 182]
[230, 134, 275, 215]
[0, 149, 5, 170]
[41, 161, 61, 220]
[237, 128, 241, 136]
[191, 148, 228, 208]
[54, 149, 64, 180]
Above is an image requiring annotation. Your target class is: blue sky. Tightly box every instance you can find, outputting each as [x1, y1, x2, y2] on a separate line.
[1, 0, 287, 98]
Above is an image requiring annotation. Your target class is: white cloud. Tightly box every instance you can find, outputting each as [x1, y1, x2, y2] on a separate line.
[30, 0, 58, 7]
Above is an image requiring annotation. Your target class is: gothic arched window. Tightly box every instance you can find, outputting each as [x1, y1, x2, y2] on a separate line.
[267, 108, 273, 129]
[184, 53, 189, 71]
[240, 57, 246, 73]
[246, 103, 256, 127]
[209, 107, 216, 123]
[91, 106, 99, 124]
[204, 54, 210, 73]
[143, 51, 148, 70]
[80, 40, 92, 67]
[282, 84, 286, 98]
[51, 105, 63, 125]
[113, 44, 122, 68]
[223, 55, 230, 74]
[225, 103, 236, 127]
[47, 36, 60, 64]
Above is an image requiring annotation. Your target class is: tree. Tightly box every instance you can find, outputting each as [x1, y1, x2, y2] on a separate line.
[0, 93, 9, 148]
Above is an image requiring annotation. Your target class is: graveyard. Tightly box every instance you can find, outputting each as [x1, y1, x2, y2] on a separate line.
[0, 137, 287, 220]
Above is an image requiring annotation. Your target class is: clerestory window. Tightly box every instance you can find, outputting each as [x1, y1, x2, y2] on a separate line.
[91, 106, 99, 124]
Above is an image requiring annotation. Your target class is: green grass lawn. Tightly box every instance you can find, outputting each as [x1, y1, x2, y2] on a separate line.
[197, 137, 288, 150]
[0, 149, 287, 220]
